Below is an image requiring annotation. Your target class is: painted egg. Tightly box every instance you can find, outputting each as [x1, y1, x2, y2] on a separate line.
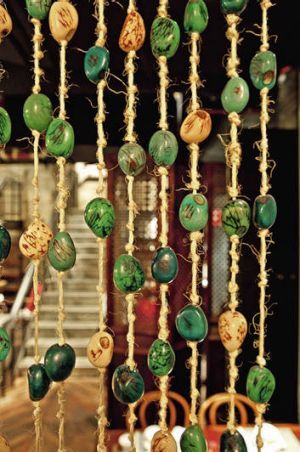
[119, 11, 146, 52]
[0, 225, 11, 263]
[0, 5, 12, 40]
[250, 50, 277, 90]
[0, 327, 11, 361]
[19, 220, 53, 259]
[27, 363, 51, 401]
[113, 254, 145, 294]
[87, 331, 114, 368]
[179, 193, 208, 232]
[253, 194, 277, 230]
[25, 0, 52, 20]
[176, 305, 208, 342]
[0, 436, 10, 452]
[222, 199, 251, 238]
[151, 430, 177, 451]
[246, 365, 276, 404]
[84, 46, 110, 83]
[221, 77, 250, 114]
[184, 0, 209, 34]
[49, 1, 78, 43]
[46, 119, 75, 159]
[218, 310, 247, 352]
[112, 364, 145, 404]
[220, 429, 247, 452]
[150, 17, 180, 59]
[48, 231, 76, 271]
[151, 246, 178, 284]
[180, 110, 212, 144]
[149, 130, 178, 167]
[23, 94, 53, 133]
[44, 343, 76, 382]
[84, 197, 115, 238]
[118, 142, 146, 176]
[0, 107, 12, 146]
[180, 425, 207, 452]
[148, 339, 175, 377]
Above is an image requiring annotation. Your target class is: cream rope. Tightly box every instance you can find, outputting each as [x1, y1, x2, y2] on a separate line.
[59, 41, 68, 121]
[124, 51, 137, 143]
[31, 19, 44, 95]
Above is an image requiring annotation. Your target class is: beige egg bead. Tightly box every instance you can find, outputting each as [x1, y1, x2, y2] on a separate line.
[119, 11, 146, 52]
[0, 436, 10, 452]
[0, 5, 12, 41]
[218, 310, 247, 353]
[87, 331, 114, 368]
[151, 430, 177, 452]
[49, 1, 78, 43]
[180, 110, 212, 144]
[19, 220, 53, 260]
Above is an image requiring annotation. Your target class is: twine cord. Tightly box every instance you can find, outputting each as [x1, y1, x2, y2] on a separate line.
[59, 40, 68, 120]
[31, 18, 44, 95]
[189, 33, 201, 112]
[33, 402, 42, 452]
[57, 382, 65, 452]
[124, 51, 137, 143]
[158, 56, 169, 131]
[97, 368, 108, 452]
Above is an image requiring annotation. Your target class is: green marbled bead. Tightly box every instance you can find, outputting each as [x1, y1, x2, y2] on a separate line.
[0, 328, 11, 361]
[27, 364, 51, 402]
[151, 246, 178, 284]
[253, 194, 277, 229]
[23, 94, 53, 133]
[220, 430, 247, 452]
[150, 17, 180, 59]
[176, 305, 208, 342]
[222, 199, 251, 238]
[149, 130, 178, 167]
[0, 107, 12, 146]
[84, 197, 115, 238]
[0, 225, 11, 262]
[250, 50, 277, 90]
[246, 365, 276, 404]
[84, 46, 110, 84]
[179, 193, 208, 232]
[48, 231, 76, 271]
[180, 425, 207, 452]
[221, 77, 249, 113]
[112, 364, 145, 404]
[25, 0, 52, 20]
[118, 143, 146, 176]
[44, 343, 76, 382]
[221, 0, 248, 14]
[148, 339, 175, 377]
[184, 0, 209, 34]
[113, 254, 145, 293]
[46, 119, 74, 158]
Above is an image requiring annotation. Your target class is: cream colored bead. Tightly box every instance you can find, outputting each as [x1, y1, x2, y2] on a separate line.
[19, 220, 53, 260]
[87, 331, 114, 368]
[119, 11, 146, 53]
[49, 1, 78, 43]
[0, 5, 12, 41]
[0, 436, 11, 452]
[180, 110, 212, 144]
[218, 310, 247, 352]
[151, 430, 177, 452]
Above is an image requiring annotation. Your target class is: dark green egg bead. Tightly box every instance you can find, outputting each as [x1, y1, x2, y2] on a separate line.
[84, 197, 115, 238]
[27, 363, 51, 401]
[150, 17, 180, 59]
[176, 305, 208, 342]
[246, 365, 276, 404]
[184, 0, 209, 34]
[25, 0, 52, 20]
[221, 0, 249, 15]
[48, 231, 76, 271]
[0, 328, 11, 361]
[151, 246, 178, 284]
[0, 225, 11, 262]
[253, 194, 277, 229]
[220, 430, 247, 452]
[113, 254, 145, 293]
[44, 343, 76, 382]
[179, 194, 208, 232]
[148, 339, 175, 377]
[23, 94, 53, 132]
[180, 425, 207, 452]
[46, 118, 74, 159]
[222, 199, 251, 238]
[118, 143, 146, 176]
[0, 107, 12, 146]
[148, 130, 178, 167]
[112, 364, 145, 404]
[250, 50, 277, 90]
[84, 46, 110, 83]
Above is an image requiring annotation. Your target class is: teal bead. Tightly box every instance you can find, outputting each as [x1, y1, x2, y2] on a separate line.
[151, 246, 178, 283]
[179, 194, 208, 232]
[48, 232, 76, 271]
[221, 0, 248, 14]
[253, 194, 277, 229]
[220, 430, 247, 452]
[118, 143, 146, 176]
[112, 364, 145, 404]
[0, 328, 11, 361]
[23, 94, 53, 132]
[221, 77, 249, 113]
[180, 425, 207, 452]
[250, 51, 277, 90]
[222, 199, 251, 238]
[149, 130, 178, 167]
[84, 197, 115, 238]
[184, 0, 209, 34]
[148, 339, 175, 377]
[0, 107, 12, 146]
[150, 17, 180, 59]
[44, 343, 76, 382]
[0, 226, 11, 263]
[113, 254, 145, 293]
[46, 119, 74, 158]
[246, 365, 276, 404]
[176, 305, 208, 342]
[27, 364, 51, 401]
[84, 46, 110, 83]
[25, 0, 52, 20]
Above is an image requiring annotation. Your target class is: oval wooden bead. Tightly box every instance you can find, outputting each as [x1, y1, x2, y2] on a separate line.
[218, 311, 247, 352]
[0, 436, 10, 452]
[0, 5, 12, 40]
[19, 220, 53, 259]
[119, 11, 145, 52]
[180, 110, 212, 144]
[87, 331, 114, 368]
[49, 1, 78, 43]
[151, 430, 177, 451]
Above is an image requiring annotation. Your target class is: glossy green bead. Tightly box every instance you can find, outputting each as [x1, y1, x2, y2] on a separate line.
[0, 107, 12, 146]
[222, 199, 251, 238]
[27, 364, 51, 401]
[151, 246, 178, 283]
[118, 143, 146, 176]
[176, 305, 208, 342]
[150, 17, 180, 59]
[180, 425, 207, 452]
[221, 77, 249, 113]
[149, 130, 178, 167]
[44, 343, 76, 382]
[0, 226, 11, 263]
[148, 339, 175, 377]
[221, 0, 248, 14]
[253, 194, 277, 229]
[84, 46, 110, 84]
[112, 364, 145, 404]
[113, 254, 145, 293]
[250, 51, 277, 90]
[46, 119, 74, 158]
[179, 193, 208, 232]
[23, 94, 53, 132]
[0, 328, 11, 361]
[246, 365, 276, 404]
[220, 430, 247, 452]
[184, 0, 209, 34]
[25, 0, 52, 20]
[84, 197, 115, 238]
[48, 232, 76, 271]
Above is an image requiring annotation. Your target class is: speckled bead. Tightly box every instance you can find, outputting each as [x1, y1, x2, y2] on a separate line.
[0, 107, 12, 146]
[246, 365, 276, 404]
[180, 425, 207, 452]
[49, 1, 78, 43]
[0, 225, 11, 263]
[149, 130, 178, 167]
[151, 431, 177, 451]
[218, 310, 247, 352]
[19, 220, 53, 260]
[113, 254, 145, 293]
[84, 197, 115, 238]
[222, 199, 251, 238]
[118, 142, 146, 176]
[150, 17, 180, 59]
[112, 364, 145, 404]
[180, 110, 212, 144]
[0, 328, 11, 361]
[148, 339, 175, 377]
[184, 0, 209, 34]
[119, 11, 145, 52]
[46, 119, 75, 159]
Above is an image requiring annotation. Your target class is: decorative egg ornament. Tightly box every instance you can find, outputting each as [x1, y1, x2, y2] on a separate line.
[119, 11, 146, 52]
[184, 0, 209, 34]
[48, 231, 76, 271]
[150, 17, 180, 59]
[246, 365, 276, 404]
[148, 339, 175, 377]
[19, 220, 53, 259]
[112, 364, 145, 404]
[49, 1, 78, 43]
[180, 110, 212, 144]
[46, 119, 75, 158]
[179, 193, 208, 232]
[87, 331, 114, 368]
[218, 310, 247, 352]
[151, 430, 177, 451]
[44, 343, 76, 382]
[148, 130, 178, 167]
[180, 425, 207, 452]
[84, 197, 115, 238]
[113, 254, 145, 293]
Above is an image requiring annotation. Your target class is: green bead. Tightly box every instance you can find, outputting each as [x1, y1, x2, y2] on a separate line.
[112, 364, 145, 404]
[48, 232, 76, 271]
[118, 143, 146, 176]
[184, 0, 209, 34]
[84, 197, 115, 238]
[84, 46, 110, 83]
[222, 199, 251, 238]
[113, 254, 145, 293]
[23, 94, 53, 132]
[180, 425, 207, 452]
[220, 430, 247, 452]
[149, 130, 178, 167]
[151, 246, 178, 284]
[25, 0, 52, 20]
[27, 364, 51, 401]
[44, 343, 76, 382]
[179, 194, 208, 232]
[148, 339, 175, 377]
[0, 107, 12, 146]
[0, 328, 11, 361]
[253, 194, 277, 229]
[176, 305, 208, 342]
[250, 51, 277, 90]
[221, 0, 248, 14]
[0, 226, 11, 263]
[46, 119, 74, 158]
[246, 365, 276, 404]
[221, 77, 249, 113]
[150, 17, 180, 59]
